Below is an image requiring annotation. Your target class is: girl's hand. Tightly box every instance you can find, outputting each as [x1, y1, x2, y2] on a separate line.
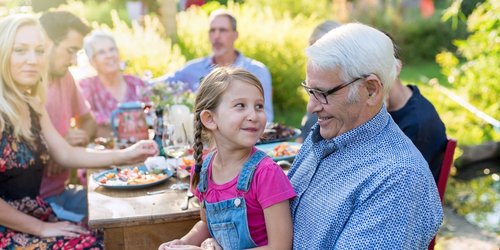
[200, 238, 222, 250]
[158, 239, 202, 250]
[122, 140, 159, 165]
[38, 221, 90, 238]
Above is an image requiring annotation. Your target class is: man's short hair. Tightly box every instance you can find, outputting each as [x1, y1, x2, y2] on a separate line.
[309, 20, 341, 45]
[382, 31, 401, 60]
[39, 11, 90, 42]
[209, 9, 237, 31]
[306, 23, 397, 95]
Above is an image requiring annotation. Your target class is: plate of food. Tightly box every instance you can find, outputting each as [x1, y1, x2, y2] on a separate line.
[256, 142, 301, 162]
[93, 165, 174, 190]
[258, 123, 301, 144]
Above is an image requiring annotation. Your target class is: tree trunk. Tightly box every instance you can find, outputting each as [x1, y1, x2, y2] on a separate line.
[332, 0, 349, 22]
[158, 0, 177, 42]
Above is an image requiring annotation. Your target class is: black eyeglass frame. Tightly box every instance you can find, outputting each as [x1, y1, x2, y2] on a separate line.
[301, 74, 370, 104]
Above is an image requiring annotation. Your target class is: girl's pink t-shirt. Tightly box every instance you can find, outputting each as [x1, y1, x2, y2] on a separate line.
[193, 148, 296, 246]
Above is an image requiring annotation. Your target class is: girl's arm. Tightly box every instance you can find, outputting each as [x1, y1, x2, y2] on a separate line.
[158, 209, 212, 249]
[0, 198, 88, 238]
[250, 200, 293, 250]
[40, 107, 157, 168]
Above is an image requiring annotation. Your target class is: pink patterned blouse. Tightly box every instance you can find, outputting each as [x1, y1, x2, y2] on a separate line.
[79, 74, 149, 125]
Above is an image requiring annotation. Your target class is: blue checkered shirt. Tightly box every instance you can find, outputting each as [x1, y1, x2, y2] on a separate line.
[288, 106, 443, 249]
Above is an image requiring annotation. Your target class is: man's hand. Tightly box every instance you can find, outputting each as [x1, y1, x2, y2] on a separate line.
[65, 129, 90, 147]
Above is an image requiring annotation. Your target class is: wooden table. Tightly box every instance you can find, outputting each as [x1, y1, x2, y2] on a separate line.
[87, 170, 200, 250]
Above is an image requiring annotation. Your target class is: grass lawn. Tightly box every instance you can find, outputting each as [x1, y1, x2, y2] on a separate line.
[400, 60, 447, 86]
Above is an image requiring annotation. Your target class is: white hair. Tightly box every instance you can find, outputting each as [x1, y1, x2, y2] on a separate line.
[306, 23, 397, 100]
[83, 30, 117, 59]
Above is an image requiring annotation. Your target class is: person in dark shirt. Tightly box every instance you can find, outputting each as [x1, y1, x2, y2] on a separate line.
[386, 66, 447, 182]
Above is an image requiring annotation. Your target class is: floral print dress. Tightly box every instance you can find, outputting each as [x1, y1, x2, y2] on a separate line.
[0, 106, 103, 249]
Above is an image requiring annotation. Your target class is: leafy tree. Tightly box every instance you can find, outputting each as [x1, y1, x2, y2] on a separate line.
[436, 0, 499, 138]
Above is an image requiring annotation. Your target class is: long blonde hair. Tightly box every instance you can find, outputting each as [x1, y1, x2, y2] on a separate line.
[191, 67, 264, 188]
[0, 14, 48, 145]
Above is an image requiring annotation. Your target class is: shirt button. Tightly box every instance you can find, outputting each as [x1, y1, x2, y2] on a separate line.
[234, 198, 241, 207]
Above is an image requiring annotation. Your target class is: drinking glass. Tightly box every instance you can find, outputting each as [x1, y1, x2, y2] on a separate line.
[163, 122, 191, 189]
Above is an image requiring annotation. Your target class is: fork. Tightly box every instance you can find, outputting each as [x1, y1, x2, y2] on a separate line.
[181, 189, 194, 210]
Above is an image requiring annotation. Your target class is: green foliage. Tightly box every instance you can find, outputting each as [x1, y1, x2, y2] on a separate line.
[88, 10, 186, 80]
[244, 0, 332, 19]
[62, 0, 130, 26]
[403, 62, 499, 232]
[352, 2, 468, 63]
[445, 176, 500, 232]
[437, 0, 499, 134]
[430, 0, 499, 232]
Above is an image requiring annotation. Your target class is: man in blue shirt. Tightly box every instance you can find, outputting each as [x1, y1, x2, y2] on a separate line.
[288, 23, 443, 249]
[155, 9, 274, 121]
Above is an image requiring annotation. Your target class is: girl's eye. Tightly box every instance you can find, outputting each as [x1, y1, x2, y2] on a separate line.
[256, 104, 264, 110]
[235, 103, 245, 108]
[13, 48, 26, 54]
[36, 49, 45, 55]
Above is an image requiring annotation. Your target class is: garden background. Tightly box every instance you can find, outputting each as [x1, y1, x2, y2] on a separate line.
[2, 0, 499, 248]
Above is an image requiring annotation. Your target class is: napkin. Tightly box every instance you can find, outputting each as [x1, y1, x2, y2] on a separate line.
[144, 156, 175, 172]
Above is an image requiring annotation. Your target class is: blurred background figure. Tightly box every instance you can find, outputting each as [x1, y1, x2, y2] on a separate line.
[39, 10, 97, 223]
[385, 37, 447, 183]
[79, 30, 149, 138]
[151, 9, 274, 122]
[297, 20, 341, 143]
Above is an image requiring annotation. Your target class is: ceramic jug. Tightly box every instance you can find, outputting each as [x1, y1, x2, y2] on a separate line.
[111, 101, 149, 144]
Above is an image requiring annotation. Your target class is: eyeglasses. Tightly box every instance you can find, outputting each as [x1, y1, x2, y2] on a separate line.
[301, 75, 368, 104]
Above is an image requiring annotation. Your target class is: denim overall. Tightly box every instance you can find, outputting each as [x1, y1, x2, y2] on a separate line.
[197, 150, 267, 250]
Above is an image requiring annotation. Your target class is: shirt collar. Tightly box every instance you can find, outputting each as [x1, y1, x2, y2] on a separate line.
[206, 50, 243, 69]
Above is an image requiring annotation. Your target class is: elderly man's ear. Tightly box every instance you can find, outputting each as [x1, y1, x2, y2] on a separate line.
[364, 74, 384, 106]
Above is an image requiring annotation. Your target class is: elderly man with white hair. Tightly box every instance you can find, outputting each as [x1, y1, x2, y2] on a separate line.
[288, 23, 443, 249]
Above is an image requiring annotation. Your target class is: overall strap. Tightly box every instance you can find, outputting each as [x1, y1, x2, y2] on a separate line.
[197, 151, 215, 193]
[236, 150, 268, 192]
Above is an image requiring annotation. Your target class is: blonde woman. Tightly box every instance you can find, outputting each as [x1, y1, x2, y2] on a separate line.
[0, 14, 157, 248]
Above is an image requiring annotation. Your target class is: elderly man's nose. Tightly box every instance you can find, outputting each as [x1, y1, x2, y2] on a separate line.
[307, 96, 322, 113]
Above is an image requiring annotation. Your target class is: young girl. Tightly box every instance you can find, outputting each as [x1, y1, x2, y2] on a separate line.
[159, 67, 296, 250]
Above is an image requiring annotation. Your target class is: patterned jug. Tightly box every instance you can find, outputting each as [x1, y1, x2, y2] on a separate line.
[110, 101, 149, 144]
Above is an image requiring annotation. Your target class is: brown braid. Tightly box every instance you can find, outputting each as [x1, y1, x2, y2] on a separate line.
[191, 111, 204, 188]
